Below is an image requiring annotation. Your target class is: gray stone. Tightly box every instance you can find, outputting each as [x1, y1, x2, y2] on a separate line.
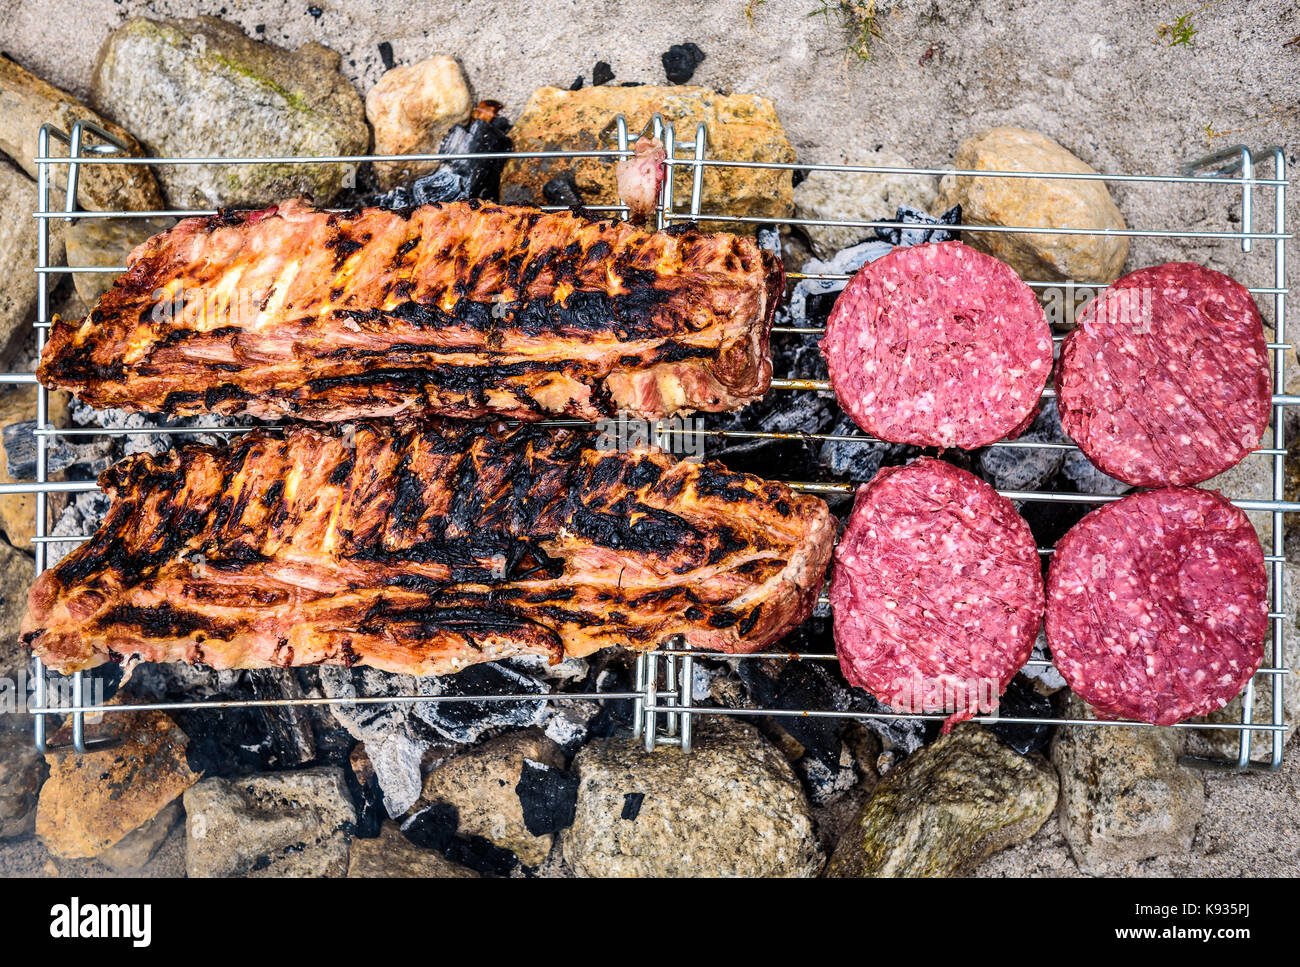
[792, 150, 938, 258]
[405, 729, 563, 867]
[1052, 697, 1204, 874]
[348, 822, 480, 878]
[826, 724, 1058, 877]
[37, 707, 200, 859]
[97, 798, 183, 872]
[0, 727, 45, 839]
[938, 126, 1128, 285]
[563, 718, 823, 878]
[183, 767, 357, 878]
[90, 17, 368, 208]
[64, 217, 174, 304]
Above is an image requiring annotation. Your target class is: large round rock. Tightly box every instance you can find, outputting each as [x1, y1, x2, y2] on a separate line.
[1046, 487, 1267, 725]
[1056, 262, 1271, 487]
[821, 241, 1052, 449]
[830, 458, 1044, 730]
[562, 718, 823, 877]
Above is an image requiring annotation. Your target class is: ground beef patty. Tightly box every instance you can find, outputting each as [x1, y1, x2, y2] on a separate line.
[821, 240, 1053, 449]
[830, 458, 1044, 729]
[1056, 262, 1271, 487]
[1046, 487, 1267, 725]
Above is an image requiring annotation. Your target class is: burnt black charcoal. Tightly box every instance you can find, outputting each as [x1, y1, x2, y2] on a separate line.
[413, 662, 548, 744]
[987, 675, 1053, 755]
[136, 667, 319, 776]
[542, 173, 583, 206]
[569, 75, 584, 90]
[621, 792, 645, 820]
[345, 749, 385, 838]
[403, 801, 519, 876]
[874, 204, 962, 246]
[378, 41, 395, 70]
[662, 42, 706, 83]
[515, 760, 579, 835]
[737, 654, 845, 766]
[245, 669, 316, 767]
[372, 108, 513, 210]
[592, 61, 614, 86]
[820, 414, 913, 484]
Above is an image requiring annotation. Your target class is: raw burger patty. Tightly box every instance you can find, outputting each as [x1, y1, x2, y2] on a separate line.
[1056, 262, 1271, 486]
[830, 457, 1044, 729]
[1046, 487, 1267, 725]
[821, 240, 1053, 449]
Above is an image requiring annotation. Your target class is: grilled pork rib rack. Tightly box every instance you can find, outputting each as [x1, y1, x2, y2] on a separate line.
[38, 199, 783, 422]
[23, 421, 835, 676]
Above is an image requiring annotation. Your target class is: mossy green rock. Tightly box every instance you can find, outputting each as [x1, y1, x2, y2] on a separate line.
[90, 17, 368, 208]
[826, 724, 1058, 877]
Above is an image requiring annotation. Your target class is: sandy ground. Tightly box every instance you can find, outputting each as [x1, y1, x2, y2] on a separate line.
[0, 0, 1298, 877]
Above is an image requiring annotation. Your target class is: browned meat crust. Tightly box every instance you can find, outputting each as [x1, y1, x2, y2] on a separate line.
[23, 422, 834, 676]
[39, 199, 782, 422]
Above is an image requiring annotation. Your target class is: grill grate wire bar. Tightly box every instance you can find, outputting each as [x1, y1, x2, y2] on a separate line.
[15, 118, 1291, 769]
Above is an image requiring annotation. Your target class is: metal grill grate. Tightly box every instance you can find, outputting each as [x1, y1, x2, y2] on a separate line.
[15, 116, 1292, 771]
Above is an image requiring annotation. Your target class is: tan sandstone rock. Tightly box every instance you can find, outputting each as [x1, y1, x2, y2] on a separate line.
[938, 126, 1128, 284]
[36, 706, 201, 859]
[500, 85, 794, 231]
[367, 55, 472, 189]
[0, 53, 162, 214]
[0, 160, 64, 369]
[406, 728, 564, 867]
[347, 822, 480, 878]
[64, 216, 174, 304]
[0, 385, 71, 551]
[563, 717, 823, 877]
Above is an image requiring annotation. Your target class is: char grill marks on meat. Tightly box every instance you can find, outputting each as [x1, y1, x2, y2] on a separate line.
[38, 199, 783, 422]
[22, 422, 835, 676]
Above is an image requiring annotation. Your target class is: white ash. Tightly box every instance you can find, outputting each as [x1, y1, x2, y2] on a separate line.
[507, 654, 590, 683]
[46, 490, 112, 566]
[1023, 632, 1068, 694]
[691, 663, 717, 703]
[69, 399, 258, 458]
[1063, 449, 1130, 496]
[797, 744, 861, 806]
[542, 708, 589, 754]
[788, 237, 893, 322]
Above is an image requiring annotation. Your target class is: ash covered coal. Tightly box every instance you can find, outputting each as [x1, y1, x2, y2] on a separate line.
[977, 398, 1067, 493]
[123, 664, 333, 776]
[371, 100, 512, 209]
[318, 661, 550, 816]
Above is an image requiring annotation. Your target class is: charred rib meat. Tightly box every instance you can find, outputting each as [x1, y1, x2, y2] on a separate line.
[23, 422, 834, 676]
[39, 199, 782, 422]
